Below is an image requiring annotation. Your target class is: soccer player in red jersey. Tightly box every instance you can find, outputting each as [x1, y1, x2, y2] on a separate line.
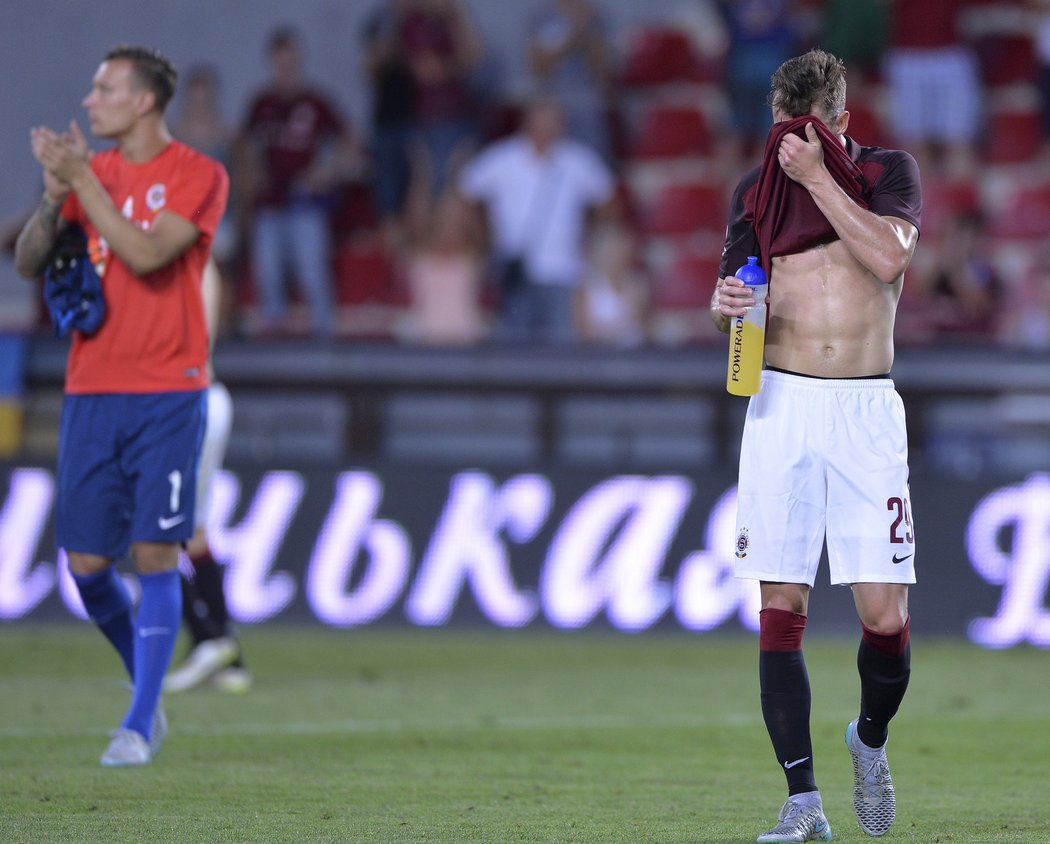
[15, 45, 229, 767]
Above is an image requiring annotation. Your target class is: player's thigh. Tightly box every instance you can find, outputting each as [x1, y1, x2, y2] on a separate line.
[825, 388, 916, 586]
[127, 390, 207, 545]
[194, 382, 233, 522]
[55, 394, 132, 558]
[735, 373, 827, 586]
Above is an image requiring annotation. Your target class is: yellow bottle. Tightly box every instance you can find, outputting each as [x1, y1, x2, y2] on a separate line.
[726, 256, 768, 397]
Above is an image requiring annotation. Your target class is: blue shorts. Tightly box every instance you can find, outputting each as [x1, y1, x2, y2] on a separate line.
[56, 391, 207, 558]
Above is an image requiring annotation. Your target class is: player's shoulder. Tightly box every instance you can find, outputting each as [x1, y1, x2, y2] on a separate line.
[163, 140, 227, 178]
[89, 145, 123, 175]
[731, 164, 762, 201]
[854, 141, 917, 172]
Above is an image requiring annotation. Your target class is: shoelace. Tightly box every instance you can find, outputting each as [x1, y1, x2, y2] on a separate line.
[778, 802, 822, 832]
[861, 756, 890, 799]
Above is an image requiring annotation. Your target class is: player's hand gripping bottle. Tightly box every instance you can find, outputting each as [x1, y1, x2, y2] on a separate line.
[726, 256, 768, 396]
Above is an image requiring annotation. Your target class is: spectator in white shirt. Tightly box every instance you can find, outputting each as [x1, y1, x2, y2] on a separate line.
[458, 97, 616, 343]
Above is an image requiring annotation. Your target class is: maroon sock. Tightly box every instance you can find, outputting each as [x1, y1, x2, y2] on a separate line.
[759, 608, 816, 796]
[856, 618, 911, 748]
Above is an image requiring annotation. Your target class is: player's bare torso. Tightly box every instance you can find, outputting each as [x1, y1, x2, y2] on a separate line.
[764, 235, 904, 378]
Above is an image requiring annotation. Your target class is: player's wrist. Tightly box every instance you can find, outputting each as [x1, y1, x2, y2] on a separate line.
[41, 190, 67, 209]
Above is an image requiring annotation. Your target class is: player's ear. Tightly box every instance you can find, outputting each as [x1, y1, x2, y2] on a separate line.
[135, 88, 157, 117]
[836, 110, 850, 136]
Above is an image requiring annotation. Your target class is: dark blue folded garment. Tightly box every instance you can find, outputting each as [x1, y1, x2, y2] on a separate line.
[43, 225, 106, 339]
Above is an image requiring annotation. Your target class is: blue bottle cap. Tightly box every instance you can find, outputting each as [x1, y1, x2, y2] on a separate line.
[736, 255, 767, 286]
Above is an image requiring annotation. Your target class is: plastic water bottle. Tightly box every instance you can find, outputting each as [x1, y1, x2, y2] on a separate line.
[726, 256, 768, 396]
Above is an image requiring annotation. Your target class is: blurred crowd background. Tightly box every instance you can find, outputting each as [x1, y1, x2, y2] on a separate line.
[3, 0, 1048, 351]
[1, 0, 1049, 453]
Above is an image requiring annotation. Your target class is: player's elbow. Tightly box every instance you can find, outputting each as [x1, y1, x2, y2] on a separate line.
[875, 248, 913, 285]
[14, 253, 43, 280]
[124, 249, 177, 277]
[124, 239, 189, 277]
[874, 222, 918, 284]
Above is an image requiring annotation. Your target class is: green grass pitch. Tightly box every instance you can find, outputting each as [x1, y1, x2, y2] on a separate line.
[1, 625, 1047, 843]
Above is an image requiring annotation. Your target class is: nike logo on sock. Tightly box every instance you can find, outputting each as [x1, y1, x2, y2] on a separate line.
[138, 627, 172, 638]
[784, 757, 810, 769]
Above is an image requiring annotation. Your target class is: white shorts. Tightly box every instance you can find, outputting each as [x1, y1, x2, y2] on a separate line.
[194, 382, 233, 527]
[734, 370, 917, 587]
[884, 47, 982, 144]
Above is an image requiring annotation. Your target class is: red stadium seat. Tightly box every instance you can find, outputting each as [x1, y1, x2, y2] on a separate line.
[989, 183, 1050, 240]
[982, 110, 1042, 165]
[641, 182, 725, 237]
[845, 101, 889, 149]
[333, 241, 398, 305]
[920, 177, 981, 239]
[620, 26, 704, 87]
[656, 249, 722, 308]
[628, 105, 713, 159]
[975, 34, 1037, 87]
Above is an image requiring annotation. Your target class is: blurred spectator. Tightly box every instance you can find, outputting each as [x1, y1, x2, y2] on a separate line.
[1035, 0, 1050, 159]
[716, 0, 804, 166]
[882, 0, 982, 177]
[170, 65, 239, 336]
[999, 248, 1050, 350]
[362, 0, 417, 252]
[401, 0, 484, 203]
[820, 0, 889, 85]
[401, 191, 486, 345]
[459, 97, 616, 344]
[235, 26, 360, 339]
[925, 212, 1003, 340]
[527, 0, 615, 162]
[577, 221, 650, 347]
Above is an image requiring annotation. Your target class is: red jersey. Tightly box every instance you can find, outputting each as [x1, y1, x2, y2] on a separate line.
[60, 140, 229, 394]
[889, 0, 972, 49]
[241, 89, 345, 207]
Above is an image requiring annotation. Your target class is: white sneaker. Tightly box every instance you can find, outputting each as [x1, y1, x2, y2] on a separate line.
[211, 665, 253, 694]
[100, 728, 151, 767]
[757, 798, 833, 843]
[846, 719, 896, 836]
[163, 637, 238, 693]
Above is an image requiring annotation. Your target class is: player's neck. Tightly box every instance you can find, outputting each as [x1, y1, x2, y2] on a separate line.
[117, 117, 172, 164]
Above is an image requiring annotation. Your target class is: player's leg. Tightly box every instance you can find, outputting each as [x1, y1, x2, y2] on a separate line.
[852, 582, 911, 749]
[115, 390, 205, 760]
[735, 372, 831, 841]
[754, 582, 831, 843]
[844, 582, 910, 837]
[825, 378, 914, 836]
[167, 382, 245, 691]
[57, 395, 136, 679]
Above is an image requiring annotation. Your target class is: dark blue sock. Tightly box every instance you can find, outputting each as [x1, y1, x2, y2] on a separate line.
[72, 567, 135, 679]
[123, 569, 181, 740]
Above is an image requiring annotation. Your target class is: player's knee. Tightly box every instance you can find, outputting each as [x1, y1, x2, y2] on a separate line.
[130, 541, 181, 574]
[861, 616, 911, 657]
[760, 583, 809, 615]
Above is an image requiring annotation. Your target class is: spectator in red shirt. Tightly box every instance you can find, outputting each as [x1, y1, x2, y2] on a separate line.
[400, 0, 483, 205]
[235, 26, 360, 339]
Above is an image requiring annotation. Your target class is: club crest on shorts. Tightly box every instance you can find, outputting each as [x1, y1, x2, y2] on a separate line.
[735, 527, 750, 559]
